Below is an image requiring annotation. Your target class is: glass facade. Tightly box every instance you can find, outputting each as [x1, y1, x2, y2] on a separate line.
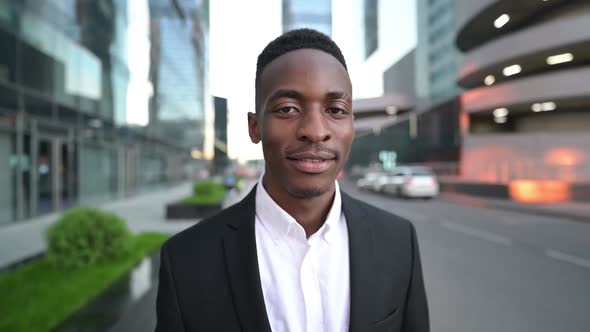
[0, 0, 193, 225]
[416, 0, 462, 106]
[283, 0, 332, 36]
[149, 0, 207, 150]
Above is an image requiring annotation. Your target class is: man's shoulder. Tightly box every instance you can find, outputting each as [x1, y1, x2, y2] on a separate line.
[162, 201, 246, 254]
[342, 191, 415, 232]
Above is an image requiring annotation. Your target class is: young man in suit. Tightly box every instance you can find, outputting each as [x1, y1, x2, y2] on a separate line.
[155, 28, 429, 332]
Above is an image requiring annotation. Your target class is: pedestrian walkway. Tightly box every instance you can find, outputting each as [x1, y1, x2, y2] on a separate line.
[441, 192, 590, 223]
[0, 182, 197, 270]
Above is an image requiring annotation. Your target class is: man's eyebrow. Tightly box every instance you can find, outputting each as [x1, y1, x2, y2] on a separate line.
[267, 89, 304, 103]
[326, 91, 352, 102]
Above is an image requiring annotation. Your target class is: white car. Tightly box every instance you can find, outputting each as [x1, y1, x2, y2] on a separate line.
[382, 166, 439, 199]
[370, 173, 397, 193]
[356, 172, 385, 190]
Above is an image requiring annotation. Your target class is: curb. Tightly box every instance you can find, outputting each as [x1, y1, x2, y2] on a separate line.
[440, 193, 590, 223]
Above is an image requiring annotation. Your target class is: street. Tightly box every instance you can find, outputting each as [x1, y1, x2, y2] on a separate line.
[340, 181, 590, 332]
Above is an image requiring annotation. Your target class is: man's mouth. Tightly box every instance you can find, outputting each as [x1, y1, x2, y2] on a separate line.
[286, 152, 336, 173]
[295, 158, 329, 163]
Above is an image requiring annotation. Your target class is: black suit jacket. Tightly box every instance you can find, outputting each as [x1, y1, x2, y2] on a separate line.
[155, 186, 429, 332]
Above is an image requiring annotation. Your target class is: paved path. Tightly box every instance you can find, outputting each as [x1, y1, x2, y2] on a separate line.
[0, 182, 197, 270]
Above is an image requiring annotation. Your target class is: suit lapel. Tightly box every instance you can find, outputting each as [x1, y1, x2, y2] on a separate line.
[342, 192, 379, 332]
[222, 186, 272, 332]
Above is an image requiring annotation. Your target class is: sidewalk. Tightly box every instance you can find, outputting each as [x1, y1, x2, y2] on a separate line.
[441, 192, 590, 223]
[0, 182, 197, 270]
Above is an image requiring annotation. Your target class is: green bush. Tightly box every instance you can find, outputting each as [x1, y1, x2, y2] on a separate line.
[193, 180, 226, 196]
[46, 208, 131, 269]
[183, 180, 227, 206]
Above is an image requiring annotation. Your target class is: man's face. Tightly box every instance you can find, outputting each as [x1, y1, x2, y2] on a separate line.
[248, 49, 354, 199]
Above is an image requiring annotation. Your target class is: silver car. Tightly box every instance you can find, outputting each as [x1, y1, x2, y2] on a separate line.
[356, 172, 385, 190]
[382, 166, 440, 199]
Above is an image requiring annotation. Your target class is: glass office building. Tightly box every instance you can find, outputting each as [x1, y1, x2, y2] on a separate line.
[148, 0, 207, 151]
[0, 0, 189, 225]
[416, 0, 462, 106]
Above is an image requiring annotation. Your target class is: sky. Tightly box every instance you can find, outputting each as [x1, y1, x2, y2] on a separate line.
[126, 0, 152, 126]
[209, 0, 282, 162]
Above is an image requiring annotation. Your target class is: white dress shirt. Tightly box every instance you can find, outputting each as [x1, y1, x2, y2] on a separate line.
[255, 180, 350, 332]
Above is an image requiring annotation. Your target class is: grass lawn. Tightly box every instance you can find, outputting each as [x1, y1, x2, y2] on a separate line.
[0, 232, 169, 332]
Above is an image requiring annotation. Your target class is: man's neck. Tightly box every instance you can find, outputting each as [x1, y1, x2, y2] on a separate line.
[262, 177, 336, 238]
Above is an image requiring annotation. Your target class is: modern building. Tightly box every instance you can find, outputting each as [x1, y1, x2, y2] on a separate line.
[348, 95, 461, 174]
[148, 0, 207, 151]
[363, 0, 378, 59]
[346, 0, 463, 173]
[383, 49, 416, 97]
[212, 96, 229, 173]
[282, 0, 332, 36]
[456, 0, 590, 197]
[415, 0, 462, 106]
[0, 0, 188, 225]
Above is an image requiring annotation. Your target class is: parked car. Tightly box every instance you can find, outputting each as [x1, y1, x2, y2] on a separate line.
[370, 173, 397, 193]
[382, 166, 439, 199]
[356, 172, 385, 190]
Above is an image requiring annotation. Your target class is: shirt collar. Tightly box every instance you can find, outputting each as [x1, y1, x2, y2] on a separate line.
[255, 173, 343, 244]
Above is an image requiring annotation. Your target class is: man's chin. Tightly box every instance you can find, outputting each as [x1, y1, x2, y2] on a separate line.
[287, 187, 326, 200]
[285, 181, 335, 200]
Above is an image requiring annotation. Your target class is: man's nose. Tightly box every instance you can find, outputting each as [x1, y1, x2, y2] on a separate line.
[296, 109, 331, 143]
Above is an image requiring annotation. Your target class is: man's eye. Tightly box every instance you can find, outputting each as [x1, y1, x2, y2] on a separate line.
[275, 107, 297, 114]
[327, 107, 347, 115]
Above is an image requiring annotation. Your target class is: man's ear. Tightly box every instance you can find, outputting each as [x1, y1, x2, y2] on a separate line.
[248, 112, 261, 143]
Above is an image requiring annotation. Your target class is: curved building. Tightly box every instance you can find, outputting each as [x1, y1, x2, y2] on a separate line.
[455, 0, 590, 200]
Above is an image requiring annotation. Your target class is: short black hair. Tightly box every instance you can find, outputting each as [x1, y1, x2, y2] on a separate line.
[255, 28, 348, 111]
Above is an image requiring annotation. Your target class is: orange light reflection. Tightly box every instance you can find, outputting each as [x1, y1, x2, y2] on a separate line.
[509, 180, 570, 204]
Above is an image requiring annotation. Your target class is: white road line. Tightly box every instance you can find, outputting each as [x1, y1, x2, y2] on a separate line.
[545, 249, 590, 269]
[441, 221, 513, 246]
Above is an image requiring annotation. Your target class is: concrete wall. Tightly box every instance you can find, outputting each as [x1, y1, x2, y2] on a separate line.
[516, 112, 590, 133]
[461, 67, 590, 114]
[383, 49, 415, 97]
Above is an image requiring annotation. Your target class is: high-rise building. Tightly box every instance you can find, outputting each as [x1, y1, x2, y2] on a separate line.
[283, 0, 332, 36]
[383, 49, 416, 97]
[148, 0, 207, 150]
[212, 96, 229, 173]
[334, 0, 416, 98]
[363, 0, 378, 59]
[456, 0, 590, 195]
[416, 0, 462, 106]
[347, 0, 463, 171]
[0, 0, 188, 225]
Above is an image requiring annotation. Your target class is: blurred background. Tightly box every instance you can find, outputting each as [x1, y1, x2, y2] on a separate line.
[0, 0, 589, 331]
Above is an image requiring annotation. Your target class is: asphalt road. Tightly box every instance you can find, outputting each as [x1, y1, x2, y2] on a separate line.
[341, 181, 590, 332]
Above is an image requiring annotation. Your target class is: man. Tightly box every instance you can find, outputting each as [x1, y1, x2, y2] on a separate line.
[155, 29, 429, 332]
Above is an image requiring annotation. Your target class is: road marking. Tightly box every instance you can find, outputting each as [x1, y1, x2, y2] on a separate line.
[441, 221, 512, 246]
[545, 249, 590, 269]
